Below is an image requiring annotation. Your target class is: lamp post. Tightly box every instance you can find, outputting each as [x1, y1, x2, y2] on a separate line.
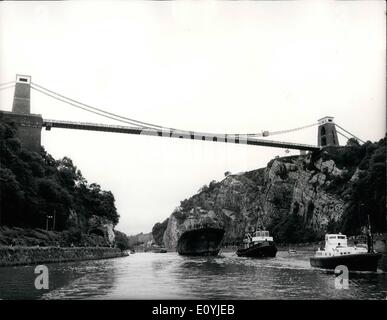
[46, 215, 53, 231]
[53, 209, 56, 231]
[358, 203, 365, 234]
[367, 214, 374, 253]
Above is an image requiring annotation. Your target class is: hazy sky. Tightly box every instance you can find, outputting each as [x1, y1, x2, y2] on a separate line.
[0, 1, 385, 235]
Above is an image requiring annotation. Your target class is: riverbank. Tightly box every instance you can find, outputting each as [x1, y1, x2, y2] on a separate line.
[0, 246, 128, 267]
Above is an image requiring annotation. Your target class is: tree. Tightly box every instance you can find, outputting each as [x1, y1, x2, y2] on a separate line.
[198, 184, 209, 193]
[0, 119, 120, 232]
[346, 138, 360, 147]
[114, 230, 131, 251]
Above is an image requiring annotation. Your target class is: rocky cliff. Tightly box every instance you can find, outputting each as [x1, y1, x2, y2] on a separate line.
[157, 138, 386, 249]
[0, 117, 121, 248]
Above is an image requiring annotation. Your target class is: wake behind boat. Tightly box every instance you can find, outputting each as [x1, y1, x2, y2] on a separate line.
[236, 230, 277, 258]
[310, 233, 382, 272]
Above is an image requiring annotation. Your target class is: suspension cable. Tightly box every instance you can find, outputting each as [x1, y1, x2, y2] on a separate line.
[336, 130, 351, 141]
[335, 123, 365, 144]
[2, 79, 362, 144]
[31, 85, 150, 129]
[0, 84, 15, 91]
[31, 82, 170, 130]
[30, 81, 322, 138]
[0, 80, 15, 87]
[247, 122, 319, 137]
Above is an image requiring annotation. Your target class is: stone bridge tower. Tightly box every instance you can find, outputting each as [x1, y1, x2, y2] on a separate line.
[0, 75, 43, 152]
[12, 74, 32, 114]
[317, 116, 339, 147]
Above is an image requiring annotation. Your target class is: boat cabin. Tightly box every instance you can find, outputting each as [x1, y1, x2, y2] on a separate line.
[251, 231, 273, 242]
[315, 233, 367, 257]
[243, 230, 273, 247]
[325, 234, 347, 249]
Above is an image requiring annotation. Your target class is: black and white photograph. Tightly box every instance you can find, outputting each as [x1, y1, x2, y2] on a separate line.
[0, 0, 386, 311]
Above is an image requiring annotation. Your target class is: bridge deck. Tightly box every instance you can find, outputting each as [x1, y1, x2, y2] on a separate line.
[42, 119, 321, 151]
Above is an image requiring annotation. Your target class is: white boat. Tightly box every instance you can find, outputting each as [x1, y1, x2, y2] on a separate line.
[310, 233, 381, 271]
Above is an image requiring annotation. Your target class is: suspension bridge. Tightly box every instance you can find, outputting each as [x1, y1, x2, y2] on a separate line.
[0, 75, 364, 153]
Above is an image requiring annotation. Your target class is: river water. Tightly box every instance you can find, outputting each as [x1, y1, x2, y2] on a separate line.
[1, 251, 386, 300]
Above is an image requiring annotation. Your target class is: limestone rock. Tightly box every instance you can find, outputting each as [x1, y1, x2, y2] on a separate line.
[159, 153, 349, 247]
[314, 159, 343, 177]
[163, 207, 225, 249]
[350, 168, 363, 183]
[104, 223, 115, 244]
[87, 215, 116, 244]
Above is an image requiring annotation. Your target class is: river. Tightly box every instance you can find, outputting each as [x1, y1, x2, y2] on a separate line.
[0, 251, 386, 300]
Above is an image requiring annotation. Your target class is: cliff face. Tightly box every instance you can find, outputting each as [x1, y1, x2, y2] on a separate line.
[159, 139, 386, 249]
[152, 218, 169, 246]
[68, 212, 116, 244]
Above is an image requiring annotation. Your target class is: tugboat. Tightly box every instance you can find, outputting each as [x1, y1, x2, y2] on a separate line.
[236, 230, 277, 258]
[310, 233, 382, 272]
[177, 226, 225, 256]
[152, 247, 167, 253]
[145, 243, 167, 253]
[288, 246, 297, 255]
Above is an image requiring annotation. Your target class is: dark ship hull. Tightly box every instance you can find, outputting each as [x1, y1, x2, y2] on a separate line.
[177, 227, 225, 256]
[236, 241, 277, 258]
[310, 253, 382, 272]
[152, 248, 167, 253]
[144, 246, 167, 253]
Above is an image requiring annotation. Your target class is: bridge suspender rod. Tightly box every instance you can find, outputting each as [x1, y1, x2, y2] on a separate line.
[31, 85, 150, 128]
[246, 122, 319, 137]
[30, 81, 322, 140]
[31, 82, 171, 130]
[42, 119, 321, 151]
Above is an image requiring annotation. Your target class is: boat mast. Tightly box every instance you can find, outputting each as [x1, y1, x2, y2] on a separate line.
[367, 215, 374, 253]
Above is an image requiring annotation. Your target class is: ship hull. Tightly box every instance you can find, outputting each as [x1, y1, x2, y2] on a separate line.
[310, 253, 382, 272]
[236, 241, 277, 258]
[152, 249, 167, 253]
[177, 227, 225, 256]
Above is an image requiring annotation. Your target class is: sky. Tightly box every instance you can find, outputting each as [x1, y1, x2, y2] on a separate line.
[0, 1, 385, 235]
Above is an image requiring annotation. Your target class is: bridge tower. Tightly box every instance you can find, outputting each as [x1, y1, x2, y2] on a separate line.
[0, 74, 43, 152]
[317, 116, 339, 147]
[12, 75, 31, 113]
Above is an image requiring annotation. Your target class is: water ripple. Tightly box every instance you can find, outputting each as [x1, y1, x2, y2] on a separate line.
[0, 251, 386, 299]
